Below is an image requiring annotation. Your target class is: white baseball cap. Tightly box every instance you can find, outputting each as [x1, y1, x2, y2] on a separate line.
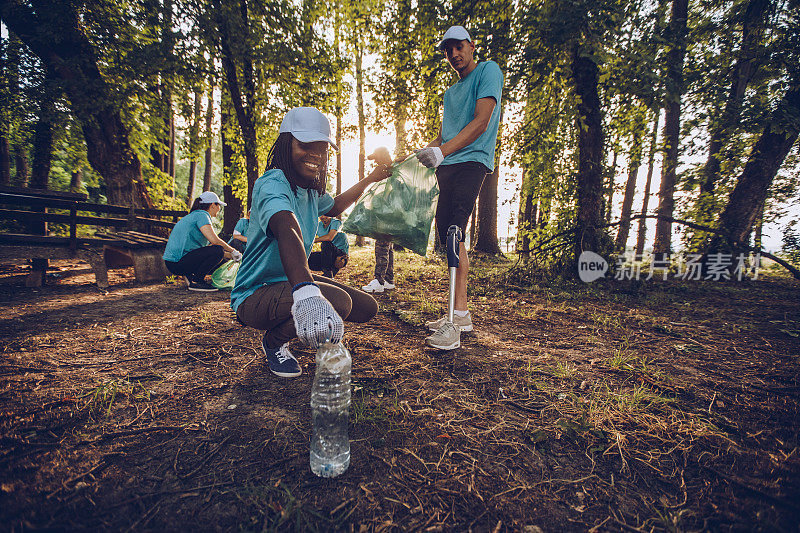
[198, 191, 226, 206]
[279, 107, 338, 150]
[438, 25, 472, 50]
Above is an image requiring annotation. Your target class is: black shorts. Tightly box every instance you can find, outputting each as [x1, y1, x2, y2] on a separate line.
[435, 161, 489, 244]
[164, 245, 225, 282]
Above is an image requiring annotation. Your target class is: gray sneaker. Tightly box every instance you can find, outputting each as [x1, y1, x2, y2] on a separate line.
[425, 321, 461, 350]
[426, 311, 473, 332]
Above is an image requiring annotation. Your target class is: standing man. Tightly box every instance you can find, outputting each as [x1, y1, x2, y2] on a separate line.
[416, 25, 503, 350]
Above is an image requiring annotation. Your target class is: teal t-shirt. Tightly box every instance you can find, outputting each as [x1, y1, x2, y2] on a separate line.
[163, 210, 213, 262]
[317, 218, 349, 254]
[231, 169, 335, 312]
[233, 218, 250, 236]
[228, 218, 250, 247]
[440, 61, 503, 171]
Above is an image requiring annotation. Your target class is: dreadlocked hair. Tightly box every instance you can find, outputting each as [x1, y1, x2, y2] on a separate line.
[264, 132, 327, 196]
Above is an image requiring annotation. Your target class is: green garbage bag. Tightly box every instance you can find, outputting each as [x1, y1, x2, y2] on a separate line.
[210, 260, 239, 289]
[342, 155, 438, 256]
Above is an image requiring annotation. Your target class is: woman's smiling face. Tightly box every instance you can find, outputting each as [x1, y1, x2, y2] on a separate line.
[291, 138, 328, 189]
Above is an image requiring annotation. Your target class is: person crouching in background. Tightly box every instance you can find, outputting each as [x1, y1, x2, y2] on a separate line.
[228, 210, 250, 254]
[163, 191, 242, 292]
[308, 215, 349, 278]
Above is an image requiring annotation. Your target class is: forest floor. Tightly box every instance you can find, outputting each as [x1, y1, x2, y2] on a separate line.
[0, 246, 799, 532]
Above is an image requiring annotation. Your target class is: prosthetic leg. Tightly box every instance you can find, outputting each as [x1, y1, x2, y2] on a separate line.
[446, 225, 463, 325]
[425, 225, 464, 350]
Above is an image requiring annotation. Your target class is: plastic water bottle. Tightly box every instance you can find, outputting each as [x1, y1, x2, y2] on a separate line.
[309, 342, 351, 477]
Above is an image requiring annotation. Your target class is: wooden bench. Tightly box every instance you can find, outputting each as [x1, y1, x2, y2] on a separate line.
[0, 186, 186, 288]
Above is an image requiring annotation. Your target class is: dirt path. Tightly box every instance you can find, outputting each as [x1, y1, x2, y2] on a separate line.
[1, 249, 799, 531]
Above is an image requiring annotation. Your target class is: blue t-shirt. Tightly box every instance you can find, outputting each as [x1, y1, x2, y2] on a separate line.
[317, 218, 349, 254]
[441, 61, 503, 171]
[231, 169, 335, 312]
[163, 210, 213, 262]
[233, 218, 250, 236]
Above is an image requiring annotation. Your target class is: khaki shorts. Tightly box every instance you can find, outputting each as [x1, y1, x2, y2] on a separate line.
[236, 274, 378, 349]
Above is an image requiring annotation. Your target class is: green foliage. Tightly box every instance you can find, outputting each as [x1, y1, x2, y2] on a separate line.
[782, 220, 800, 264]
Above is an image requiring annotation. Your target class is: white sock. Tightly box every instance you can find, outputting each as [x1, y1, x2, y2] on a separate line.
[454, 309, 469, 317]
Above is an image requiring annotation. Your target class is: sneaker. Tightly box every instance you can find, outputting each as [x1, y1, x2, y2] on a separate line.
[425, 321, 461, 350]
[382, 281, 396, 290]
[263, 342, 302, 378]
[426, 311, 473, 332]
[188, 280, 219, 292]
[362, 279, 384, 293]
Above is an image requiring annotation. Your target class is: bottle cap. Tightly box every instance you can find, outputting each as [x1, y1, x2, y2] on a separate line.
[316, 342, 351, 373]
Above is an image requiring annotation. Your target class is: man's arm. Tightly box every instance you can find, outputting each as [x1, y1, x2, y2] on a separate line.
[269, 211, 315, 287]
[439, 97, 496, 157]
[426, 130, 443, 148]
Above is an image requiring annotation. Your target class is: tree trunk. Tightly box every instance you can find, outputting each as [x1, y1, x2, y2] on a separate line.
[394, 114, 407, 154]
[150, 111, 165, 173]
[605, 148, 618, 223]
[517, 166, 538, 258]
[615, 122, 645, 250]
[14, 144, 28, 186]
[163, 0, 175, 185]
[29, 117, 52, 189]
[698, 0, 768, 197]
[753, 199, 765, 249]
[203, 85, 214, 192]
[168, 109, 176, 181]
[187, 160, 197, 208]
[7, 33, 27, 187]
[355, 42, 366, 247]
[70, 168, 83, 193]
[30, 68, 57, 190]
[635, 109, 660, 256]
[0, 135, 10, 185]
[187, 92, 201, 208]
[475, 164, 502, 253]
[216, 0, 259, 207]
[752, 199, 764, 269]
[571, 48, 606, 270]
[0, 31, 8, 185]
[336, 111, 343, 196]
[1, 0, 152, 207]
[334, 1, 343, 196]
[220, 106, 240, 236]
[653, 0, 688, 255]
[704, 83, 800, 256]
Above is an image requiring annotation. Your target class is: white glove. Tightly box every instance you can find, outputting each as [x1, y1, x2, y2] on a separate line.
[231, 250, 243, 262]
[416, 146, 444, 168]
[291, 284, 344, 347]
